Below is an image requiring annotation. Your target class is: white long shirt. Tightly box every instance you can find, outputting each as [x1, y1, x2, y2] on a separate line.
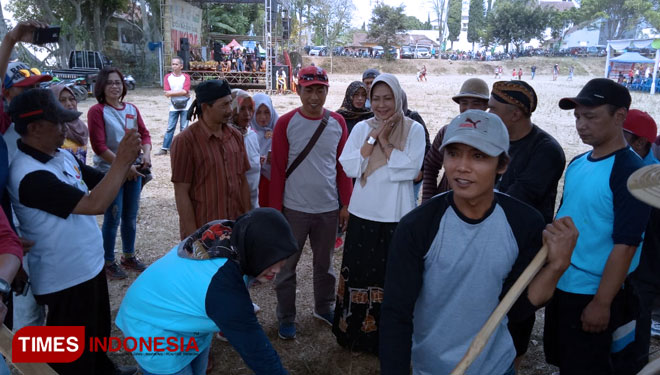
[339, 119, 425, 223]
[243, 129, 261, 209]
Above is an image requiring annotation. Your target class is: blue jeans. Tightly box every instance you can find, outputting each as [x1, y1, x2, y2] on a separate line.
[102, 177, 142, 262]
[140, 345, 210, 375]
[0, 356, 10, 375]
[237, 58, 244, 72]
[162, 110, 189, 150]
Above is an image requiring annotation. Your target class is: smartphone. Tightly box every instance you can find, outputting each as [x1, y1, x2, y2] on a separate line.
[33, 26, 61, 45]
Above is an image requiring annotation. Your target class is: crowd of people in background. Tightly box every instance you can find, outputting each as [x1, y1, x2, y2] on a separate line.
[2, 20, 660, 375]
[217, 47, 266, 73]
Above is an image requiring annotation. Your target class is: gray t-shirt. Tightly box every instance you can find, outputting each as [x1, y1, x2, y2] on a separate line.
[413, 205, 517, 375]
[380, 192, 545, 375]
[283, 110, 344, 213]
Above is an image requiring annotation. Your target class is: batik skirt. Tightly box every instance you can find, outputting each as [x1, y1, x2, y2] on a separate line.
[332, 213, 398, 355]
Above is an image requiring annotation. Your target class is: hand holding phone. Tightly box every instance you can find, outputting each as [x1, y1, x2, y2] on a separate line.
[33, 26, 60, 45]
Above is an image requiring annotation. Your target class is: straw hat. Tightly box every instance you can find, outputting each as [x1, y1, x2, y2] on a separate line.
[627, 164, 660, 209]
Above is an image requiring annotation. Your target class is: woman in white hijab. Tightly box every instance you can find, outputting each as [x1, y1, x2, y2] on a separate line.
[230, 89, 260, 209]
[249, 93, 279, 207]
[333, 73, 425, 354]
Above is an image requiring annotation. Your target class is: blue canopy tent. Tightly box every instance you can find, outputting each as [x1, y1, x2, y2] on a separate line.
[605, 39, 660, 94]
[610, 52, 655, 63]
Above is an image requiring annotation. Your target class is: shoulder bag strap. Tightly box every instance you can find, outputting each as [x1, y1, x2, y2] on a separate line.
[285, 110, 330, 178]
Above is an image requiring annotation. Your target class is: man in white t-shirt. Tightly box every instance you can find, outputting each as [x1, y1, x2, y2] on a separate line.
[156, 57, 191, 156]
[8, 88, 141, 375]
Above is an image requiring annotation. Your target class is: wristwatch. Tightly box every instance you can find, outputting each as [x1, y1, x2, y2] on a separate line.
[366, 136, 377, 145]
[0, 278, 11, 302]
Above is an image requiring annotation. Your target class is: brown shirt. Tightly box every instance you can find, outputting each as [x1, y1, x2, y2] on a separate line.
[422, 124, 450, 202]
[171, 119, 251, 239]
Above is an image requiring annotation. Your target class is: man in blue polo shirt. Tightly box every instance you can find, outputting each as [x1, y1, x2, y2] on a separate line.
[544, 79, 651, 375]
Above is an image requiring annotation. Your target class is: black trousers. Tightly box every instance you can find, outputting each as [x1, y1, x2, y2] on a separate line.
[34, 270, 116, 375]
[544, 287, 637, 375]
[626, 278, 660, 373]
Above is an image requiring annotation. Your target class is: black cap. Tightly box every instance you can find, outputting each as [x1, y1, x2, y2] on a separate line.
[195, 79, 231, 104]
[559, 78, 631, 110]
[9, 88, 81, 134]
[362, 68, 380, 80]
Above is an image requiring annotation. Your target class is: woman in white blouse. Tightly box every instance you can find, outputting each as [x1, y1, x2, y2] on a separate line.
[332, 73, 425, 354]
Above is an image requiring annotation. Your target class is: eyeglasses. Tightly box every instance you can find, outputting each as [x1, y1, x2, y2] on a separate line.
[107, 80, 123, 87]
[300, 73, 328, 82]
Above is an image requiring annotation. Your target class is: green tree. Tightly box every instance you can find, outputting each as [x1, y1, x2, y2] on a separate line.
[7, 0, 130, 66]
[447, 0, 462, 49]
[467, 0, 485, 50]
[368, 3, 406, 61]
[480, 11, 496, 49]
[429, 0, 447, 49]
[487, 0, 555, 53]
[403, 15, 426, 30]
[309, 0, 354, 51]
[205, 4, 261, 35]
[575, 0, 652, 41]
[546, 6, 575, 48]
[424, 13, 433, 29]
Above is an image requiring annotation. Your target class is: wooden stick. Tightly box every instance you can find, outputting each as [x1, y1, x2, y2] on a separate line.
[451, 245, 548, 375]
[0, 324, 58, 375]
[637, 358, 660, 375]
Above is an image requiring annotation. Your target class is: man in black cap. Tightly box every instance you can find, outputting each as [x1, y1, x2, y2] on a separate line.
[544, 78, 651, 374]
[6, 88, 141, 375]
[487, 80, 567, 368]
[170, 79, 251, 240]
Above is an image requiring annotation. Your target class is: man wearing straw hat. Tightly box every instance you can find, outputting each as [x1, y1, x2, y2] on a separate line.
[380, 110, 578, 375]
[545, 79, 651, 375]
[422, 78, 490, 201]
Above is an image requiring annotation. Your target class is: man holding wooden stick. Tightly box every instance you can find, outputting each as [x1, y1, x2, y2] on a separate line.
[544, 79, 651, 375]
[379, 110, 578, 375]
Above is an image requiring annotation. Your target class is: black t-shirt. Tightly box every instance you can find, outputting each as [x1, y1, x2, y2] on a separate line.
[497, 125, 566, 223]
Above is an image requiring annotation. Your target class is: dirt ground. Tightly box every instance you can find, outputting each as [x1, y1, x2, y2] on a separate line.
[64, 57, 660, 374]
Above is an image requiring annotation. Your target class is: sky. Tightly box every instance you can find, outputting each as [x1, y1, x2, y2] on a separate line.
[351, 0, 435, 28]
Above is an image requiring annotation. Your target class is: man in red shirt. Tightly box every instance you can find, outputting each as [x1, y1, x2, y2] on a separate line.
[269, 66, 352, 339]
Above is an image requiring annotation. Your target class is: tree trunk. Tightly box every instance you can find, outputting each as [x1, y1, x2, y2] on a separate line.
[93, 0, 103, 51]
[438, 0, 445, 45]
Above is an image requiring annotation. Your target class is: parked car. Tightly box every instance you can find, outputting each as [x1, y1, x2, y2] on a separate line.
[415, 46, 432, 59]
[586, 46, 606, 57]
[309, 46, 328, 56]
[401, 46, 414, 59]
[46, 50, 113, 96]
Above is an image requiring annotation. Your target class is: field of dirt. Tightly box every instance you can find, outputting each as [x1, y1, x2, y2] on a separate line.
[62, 56, 659, 374]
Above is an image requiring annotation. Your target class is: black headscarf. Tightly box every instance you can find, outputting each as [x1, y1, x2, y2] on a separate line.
[337, 81, 373, 133]
[337, 81, 371, 120]
[177, 208, 297, 277]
